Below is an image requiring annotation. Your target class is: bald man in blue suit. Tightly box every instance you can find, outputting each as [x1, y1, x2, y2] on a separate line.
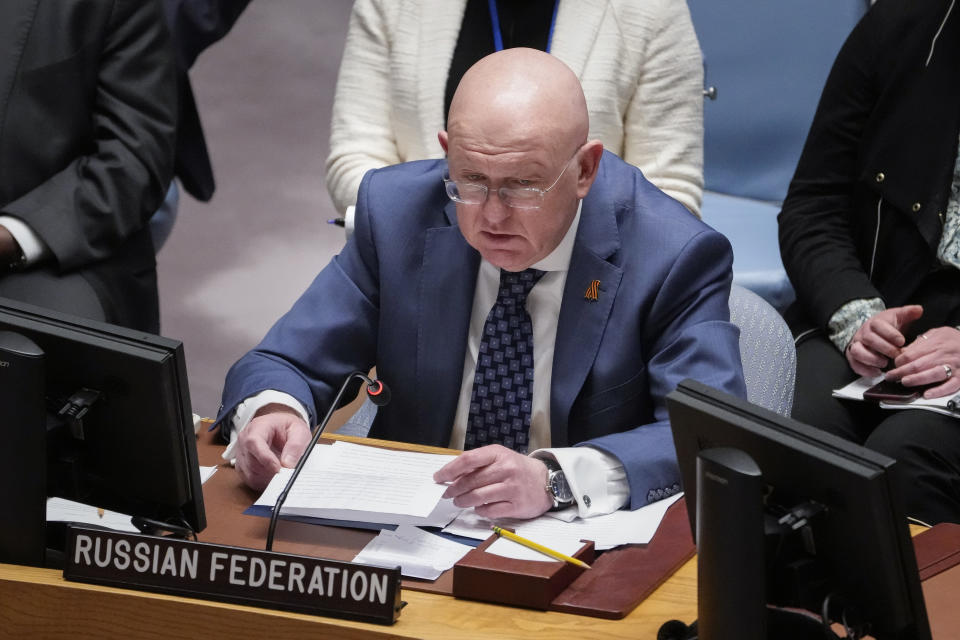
[218, 48, 745, 520]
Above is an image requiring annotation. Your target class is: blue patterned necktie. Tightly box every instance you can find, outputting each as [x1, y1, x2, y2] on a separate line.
[465, 268, 546, 453]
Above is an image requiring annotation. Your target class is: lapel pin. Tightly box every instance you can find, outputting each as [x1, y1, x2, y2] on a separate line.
[584, 279, 600, 302]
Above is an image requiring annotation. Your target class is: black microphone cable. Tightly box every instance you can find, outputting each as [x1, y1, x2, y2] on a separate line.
[265, 371, 390, 551]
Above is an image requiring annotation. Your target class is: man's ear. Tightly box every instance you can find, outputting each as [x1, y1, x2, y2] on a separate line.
[575, 140, 604, 199]
[438, 131, 449, 153]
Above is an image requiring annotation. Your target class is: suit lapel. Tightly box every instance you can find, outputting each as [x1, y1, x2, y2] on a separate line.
[550, 173, 623, 446]
[416, 200, 480, 445]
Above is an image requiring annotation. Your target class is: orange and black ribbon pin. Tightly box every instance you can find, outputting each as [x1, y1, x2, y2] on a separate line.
[584, 279, 600, 301]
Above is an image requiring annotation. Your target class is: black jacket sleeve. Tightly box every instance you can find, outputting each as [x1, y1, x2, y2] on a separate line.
[777, 6, 885, 329]
[2, 0, 177, 272]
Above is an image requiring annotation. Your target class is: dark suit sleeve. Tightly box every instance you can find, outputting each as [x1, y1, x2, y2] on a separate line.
[2, 0, 176, 272]
[163, 0, 252, 68]
[777, 7, 883, 329]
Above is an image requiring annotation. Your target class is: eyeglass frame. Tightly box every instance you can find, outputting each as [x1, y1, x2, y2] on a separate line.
[442, 144, 584, 210]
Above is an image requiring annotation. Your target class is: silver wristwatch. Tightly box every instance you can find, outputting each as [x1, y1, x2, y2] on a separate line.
[541, 458, 574, 510]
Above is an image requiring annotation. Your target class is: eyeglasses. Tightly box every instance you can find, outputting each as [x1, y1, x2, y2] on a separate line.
[443, 148, 579, 210]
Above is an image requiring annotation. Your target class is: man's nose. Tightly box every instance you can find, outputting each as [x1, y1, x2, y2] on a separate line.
[480, 189, 512, 223]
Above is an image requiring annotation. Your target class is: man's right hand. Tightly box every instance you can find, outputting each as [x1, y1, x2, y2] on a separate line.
[235, 404, 311, 490]
[845, 305, 923, 378]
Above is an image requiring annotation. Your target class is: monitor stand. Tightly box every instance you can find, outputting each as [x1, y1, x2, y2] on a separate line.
[0, 330, 47, 567]
[696, 446, 767, 640]
[695, 447, 838, 640]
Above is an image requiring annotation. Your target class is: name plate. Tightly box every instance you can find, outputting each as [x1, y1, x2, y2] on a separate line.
[63, 525, 403, 625]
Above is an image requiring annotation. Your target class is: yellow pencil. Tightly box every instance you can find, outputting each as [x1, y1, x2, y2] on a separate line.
[491, 526, 591, 569]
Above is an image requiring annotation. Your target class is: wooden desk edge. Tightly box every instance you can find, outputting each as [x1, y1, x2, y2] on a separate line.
[0, 558, 698, 640]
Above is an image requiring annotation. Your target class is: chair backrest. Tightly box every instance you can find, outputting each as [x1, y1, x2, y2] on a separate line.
[729, 284, 796, 416]
[689, 0, 869, 202]
[336, 395, 377, 437]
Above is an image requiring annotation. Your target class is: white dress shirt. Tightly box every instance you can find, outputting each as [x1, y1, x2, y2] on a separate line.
[229, 202, 629, 518]
[0, 216, 49, 265]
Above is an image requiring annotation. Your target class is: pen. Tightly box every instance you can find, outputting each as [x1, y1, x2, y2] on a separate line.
[491, 525, 591, 569]
[327, 217, 345, 227]
[947, 393, 960, 412]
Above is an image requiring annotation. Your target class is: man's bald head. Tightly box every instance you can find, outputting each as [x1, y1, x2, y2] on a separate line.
[438, 48, 603, 272]
[447, 48, 589, 156]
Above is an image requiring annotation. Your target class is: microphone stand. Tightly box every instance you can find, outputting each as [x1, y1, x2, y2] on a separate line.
[265, 371, 389, 551]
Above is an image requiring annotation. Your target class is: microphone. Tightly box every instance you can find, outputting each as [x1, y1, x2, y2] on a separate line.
[265, 371, 390, 551]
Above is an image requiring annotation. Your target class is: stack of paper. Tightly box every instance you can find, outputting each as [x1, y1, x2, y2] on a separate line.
[253, 441, 462, 528]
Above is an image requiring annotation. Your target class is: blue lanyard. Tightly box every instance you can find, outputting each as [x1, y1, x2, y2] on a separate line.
[487, 0, 559, 53]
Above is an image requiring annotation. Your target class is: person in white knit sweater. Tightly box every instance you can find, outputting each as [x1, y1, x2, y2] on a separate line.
[325, 0, 704, 218]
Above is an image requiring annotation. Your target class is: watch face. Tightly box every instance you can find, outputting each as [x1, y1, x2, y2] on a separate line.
[550, 470, 574, 503]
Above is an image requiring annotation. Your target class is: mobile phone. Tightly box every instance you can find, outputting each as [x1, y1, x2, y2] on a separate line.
[862, 379, 929, 402]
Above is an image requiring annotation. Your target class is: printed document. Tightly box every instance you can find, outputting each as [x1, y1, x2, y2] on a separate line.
[354, 524, 473, 580]
[254, 441, 462, 527]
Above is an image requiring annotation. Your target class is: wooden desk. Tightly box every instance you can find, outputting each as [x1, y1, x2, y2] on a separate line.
[0, 431, 698, 639]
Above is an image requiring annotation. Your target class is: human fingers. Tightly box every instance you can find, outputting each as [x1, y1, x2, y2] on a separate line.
[236, 436, 282, 490]
[279, 419, 312, 467]
[893, 357, 958, 395]
[452, 453, 552, 519]
[857, 319, 903, 359]
[442, 463, 503, 500]
[236, 418, 285, 490]
[920, 371, 960, 399]
[433, 445, 504, 484]
[894, 327, 960, 369]
[442, 447, 540, 499]
[891, 304, 924, 331]
[846, 340, 887, 376]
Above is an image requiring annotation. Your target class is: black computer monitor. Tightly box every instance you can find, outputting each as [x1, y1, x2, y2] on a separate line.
[0, 296, 205, 567]
[666, 380, 930, 640]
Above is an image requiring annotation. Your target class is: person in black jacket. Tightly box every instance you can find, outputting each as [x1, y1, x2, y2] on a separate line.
[779, 0, 960, 524]
[164, 0, 252, 203]
[0, 0, 177, 332]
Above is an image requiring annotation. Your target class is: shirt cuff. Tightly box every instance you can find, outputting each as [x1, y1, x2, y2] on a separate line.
[221, 390, 311, 462]
[827, 297, 886, 352]
[532, 446, 629, 519]
[0, 215, 50, 265]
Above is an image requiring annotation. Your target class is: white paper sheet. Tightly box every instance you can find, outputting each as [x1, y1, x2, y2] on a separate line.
[485, 534, 585, 562]
[45, 465, 218, 533]
[353, 524, 473, 580]
[45, 498, 139, 532]
[199, 465, 218, 484]
[254, 441, 462, 527]
[443, 492, 683, 551]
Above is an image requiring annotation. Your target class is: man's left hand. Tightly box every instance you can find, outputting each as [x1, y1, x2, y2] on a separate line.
[886, 327, 960, 399]
[433, 444, 553, 519]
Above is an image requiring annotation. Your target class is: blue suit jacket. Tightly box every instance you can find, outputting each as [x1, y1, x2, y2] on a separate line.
[219, 151, 746, 508]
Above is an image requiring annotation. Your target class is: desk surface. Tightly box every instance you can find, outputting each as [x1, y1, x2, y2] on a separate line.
[0, 431, 698, 640]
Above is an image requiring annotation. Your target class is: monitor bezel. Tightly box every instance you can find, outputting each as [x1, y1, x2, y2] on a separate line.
[667, 379, 930, 638]
[0, 296, 205, 544]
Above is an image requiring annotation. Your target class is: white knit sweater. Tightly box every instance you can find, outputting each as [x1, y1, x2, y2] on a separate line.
[325, 0, 704, 216]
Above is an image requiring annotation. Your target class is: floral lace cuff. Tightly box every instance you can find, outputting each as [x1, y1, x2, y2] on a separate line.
[827, 298, 886, 352]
